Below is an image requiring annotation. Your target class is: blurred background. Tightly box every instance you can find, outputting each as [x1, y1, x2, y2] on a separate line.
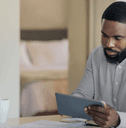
[20, 0, 117, 117]
[0, 0, 123, 118]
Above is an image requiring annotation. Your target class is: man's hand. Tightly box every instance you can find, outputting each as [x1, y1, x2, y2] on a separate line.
[84, 105, 120, 127]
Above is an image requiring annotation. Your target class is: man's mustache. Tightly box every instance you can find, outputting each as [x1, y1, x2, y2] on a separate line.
[104, 48, 120, 53]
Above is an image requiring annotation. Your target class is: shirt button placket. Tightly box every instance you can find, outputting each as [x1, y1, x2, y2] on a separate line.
[118, 65, 122, 69]
[113, 65, 122, 109]
[115, 82, 118, 86]
[113, 98, 118, 110]
[114, 98, 116, 102]
[113, 82, 118, 108]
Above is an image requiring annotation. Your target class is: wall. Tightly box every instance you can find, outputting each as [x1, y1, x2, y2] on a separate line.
[117, 0, 126, 1]
[20, 0, 116, 96]
[68, 0, 88, 94]
[20, 0, 68, 30]
[0, 0, 20, 118]
[68, 0, 115, 94]
[89, 0, 115, 53]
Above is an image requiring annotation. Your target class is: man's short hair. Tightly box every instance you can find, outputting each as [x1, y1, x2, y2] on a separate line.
[102, 1, 126, 23]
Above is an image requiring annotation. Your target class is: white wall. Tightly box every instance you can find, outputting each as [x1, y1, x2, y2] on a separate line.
[0, 0, 20, 118]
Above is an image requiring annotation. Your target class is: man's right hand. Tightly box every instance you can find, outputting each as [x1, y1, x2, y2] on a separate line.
[84, 105, 120, 127]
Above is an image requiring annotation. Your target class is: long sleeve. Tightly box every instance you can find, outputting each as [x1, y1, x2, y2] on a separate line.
[117, 111, 126, 127]
[71, 46, 126, 127]
[71, 51, 94, 99]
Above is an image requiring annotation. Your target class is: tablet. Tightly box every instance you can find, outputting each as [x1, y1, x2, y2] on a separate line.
[55, 93, 105, 120]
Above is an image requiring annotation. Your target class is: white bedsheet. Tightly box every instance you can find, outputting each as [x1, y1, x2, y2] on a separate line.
[20, 78, 68, 117]
[20, 39, 69, 117]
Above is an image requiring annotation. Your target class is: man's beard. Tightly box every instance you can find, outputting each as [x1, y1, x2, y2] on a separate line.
[104, 47, 126, 64]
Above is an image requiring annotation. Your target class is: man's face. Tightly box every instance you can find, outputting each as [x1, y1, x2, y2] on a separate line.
[101, 19, 126, 63]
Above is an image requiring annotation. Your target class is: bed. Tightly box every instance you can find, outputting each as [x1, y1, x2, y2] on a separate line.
[20, 29, 69, 117]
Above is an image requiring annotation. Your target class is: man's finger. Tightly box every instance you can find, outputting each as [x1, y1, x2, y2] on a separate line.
[87, 105, 109, 115]
[87, 109, 109, 121]
[101, 101, 106, 108]
[94, 119, 106, 127]
[85, 105, 120, 127]
[87, 112, 112, 127]
[87, 112, 106, 127]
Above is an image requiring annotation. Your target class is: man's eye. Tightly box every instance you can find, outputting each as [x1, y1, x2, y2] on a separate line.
[115, 37, 122, 40]
[102, 34, 108, 38]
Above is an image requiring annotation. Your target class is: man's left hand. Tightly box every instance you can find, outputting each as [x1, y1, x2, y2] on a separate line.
[84, 105, 120, 127]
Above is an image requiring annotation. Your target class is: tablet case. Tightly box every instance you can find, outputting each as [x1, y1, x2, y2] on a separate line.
[55, 93, 104, 120]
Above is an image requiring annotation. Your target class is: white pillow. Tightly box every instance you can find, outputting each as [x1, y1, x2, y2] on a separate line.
[20, 41, 33, 69]
[27, 39, 69, 68]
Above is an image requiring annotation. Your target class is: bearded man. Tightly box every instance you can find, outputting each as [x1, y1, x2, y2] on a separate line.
[72, 1, 126, 127]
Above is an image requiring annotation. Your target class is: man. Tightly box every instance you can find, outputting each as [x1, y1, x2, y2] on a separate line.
[72, 1, 126, 127]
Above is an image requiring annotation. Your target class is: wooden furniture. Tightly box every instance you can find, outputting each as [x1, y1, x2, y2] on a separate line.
[7, 115, 98, 127]
[7, 115, 68, 127]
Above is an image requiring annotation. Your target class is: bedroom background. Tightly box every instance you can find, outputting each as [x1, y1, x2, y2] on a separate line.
[20, 0, 69, 117]
[20, 0, 116, 117]
[0, 0, 116, 119]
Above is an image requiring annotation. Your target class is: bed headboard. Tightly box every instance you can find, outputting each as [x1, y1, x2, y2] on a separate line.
[20, 29, 67, 41]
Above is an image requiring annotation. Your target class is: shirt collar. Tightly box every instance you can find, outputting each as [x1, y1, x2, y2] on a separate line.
[116, 58, 126, 67]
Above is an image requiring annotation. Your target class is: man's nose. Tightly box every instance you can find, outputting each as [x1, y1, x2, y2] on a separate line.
[105, 38, 115, 47]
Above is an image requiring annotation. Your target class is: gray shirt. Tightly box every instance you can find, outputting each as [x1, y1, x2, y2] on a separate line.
[72, 46, 126, 127]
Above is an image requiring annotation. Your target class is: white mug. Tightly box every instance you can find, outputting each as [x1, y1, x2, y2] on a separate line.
[0, 99, 9, 127]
